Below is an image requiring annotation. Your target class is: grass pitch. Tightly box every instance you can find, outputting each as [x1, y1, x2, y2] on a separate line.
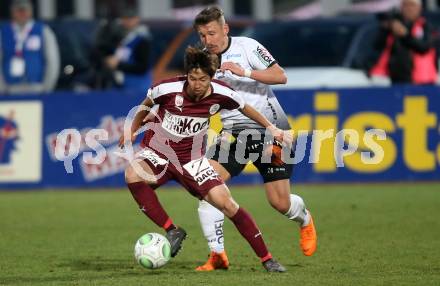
[1, 184, 439, 286]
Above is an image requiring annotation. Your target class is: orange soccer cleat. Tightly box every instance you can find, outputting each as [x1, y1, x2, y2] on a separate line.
[300, 213, 317, 256]
[195, 251, 230, 271]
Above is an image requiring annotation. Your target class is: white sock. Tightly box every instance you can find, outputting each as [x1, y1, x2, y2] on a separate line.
[198, 200, 225, 253]
[284, 194, 311, 227]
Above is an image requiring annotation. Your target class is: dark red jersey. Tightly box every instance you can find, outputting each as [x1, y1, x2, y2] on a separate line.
[141, 76, 244, 164]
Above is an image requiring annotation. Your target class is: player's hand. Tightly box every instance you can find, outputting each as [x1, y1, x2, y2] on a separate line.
[118, 133, 137, 149]
[220, 62, 246, 77]
[282, 130, 293, 146]
[268, 126, 293, 147]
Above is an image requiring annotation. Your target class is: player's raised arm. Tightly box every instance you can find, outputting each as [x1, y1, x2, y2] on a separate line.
[220, 62, 287, 85]
[239, 104, 292, 146]
[244, 63, 287, 85]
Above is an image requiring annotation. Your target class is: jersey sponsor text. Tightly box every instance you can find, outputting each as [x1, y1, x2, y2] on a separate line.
[162, 110, 209, 137]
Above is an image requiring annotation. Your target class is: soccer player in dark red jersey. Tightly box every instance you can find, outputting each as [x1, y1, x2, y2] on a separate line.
[119, 46, 291, 272]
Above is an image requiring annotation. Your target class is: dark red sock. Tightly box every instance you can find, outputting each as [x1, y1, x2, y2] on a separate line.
[230, 207, 272, 262]
[127, 182, 176, 231]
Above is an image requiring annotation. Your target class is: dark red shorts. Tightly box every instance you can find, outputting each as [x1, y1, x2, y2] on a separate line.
[136, 148, 224, 199]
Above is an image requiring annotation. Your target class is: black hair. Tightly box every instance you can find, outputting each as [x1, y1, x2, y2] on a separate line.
[184, 46, 219, 77]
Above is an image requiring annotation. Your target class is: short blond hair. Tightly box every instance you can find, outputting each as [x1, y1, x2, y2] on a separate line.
[193, 7, 225, 29]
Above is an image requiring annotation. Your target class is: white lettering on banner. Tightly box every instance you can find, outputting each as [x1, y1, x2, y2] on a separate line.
[162, 110, 209, 137]
[80, 144, 142, 182]
[46, 115, 125, 161]
[138, 149, 168, 167]
[83, 129, 109, 165]
[183, 157, 218, 185]
[55, 129, 82, 173]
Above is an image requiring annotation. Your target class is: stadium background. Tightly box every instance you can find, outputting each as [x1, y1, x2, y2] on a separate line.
[1, 1, 439, 286]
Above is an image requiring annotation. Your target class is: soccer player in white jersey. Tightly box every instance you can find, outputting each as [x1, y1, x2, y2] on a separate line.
[193, 7, 317, 271]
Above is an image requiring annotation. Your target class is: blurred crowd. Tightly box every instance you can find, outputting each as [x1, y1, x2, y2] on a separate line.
[0, 0, 59, 94]
[0, 0, 438, 95]
[368, 0, 438, 84]
[0, 0, 153, 94]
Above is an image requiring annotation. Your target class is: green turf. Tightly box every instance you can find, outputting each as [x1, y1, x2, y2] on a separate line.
[1, 184, 440, 286]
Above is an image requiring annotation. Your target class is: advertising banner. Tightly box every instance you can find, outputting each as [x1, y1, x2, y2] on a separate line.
[0, 85, 439, 189]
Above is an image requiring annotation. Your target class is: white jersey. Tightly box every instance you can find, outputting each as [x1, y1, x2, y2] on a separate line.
[215, 36, 290, 131]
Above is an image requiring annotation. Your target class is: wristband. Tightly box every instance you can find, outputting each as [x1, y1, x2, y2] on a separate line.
[243, 69, 252, 78]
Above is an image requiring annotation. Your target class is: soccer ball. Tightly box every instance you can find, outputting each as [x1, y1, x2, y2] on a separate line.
[134, 233, 171, 269]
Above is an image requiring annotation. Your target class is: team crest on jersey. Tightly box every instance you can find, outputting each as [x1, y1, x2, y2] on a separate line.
[209, 104, 220, 115]
[175, 95, 184, 111]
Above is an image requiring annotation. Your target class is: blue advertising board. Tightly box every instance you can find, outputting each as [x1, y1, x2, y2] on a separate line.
[0, 85, 439, 189]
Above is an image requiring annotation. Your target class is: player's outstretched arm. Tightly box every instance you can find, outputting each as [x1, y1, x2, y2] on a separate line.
[240, 104, 292, 145]
[118, 97, 154, 148]
[131, 97, 154, 134]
